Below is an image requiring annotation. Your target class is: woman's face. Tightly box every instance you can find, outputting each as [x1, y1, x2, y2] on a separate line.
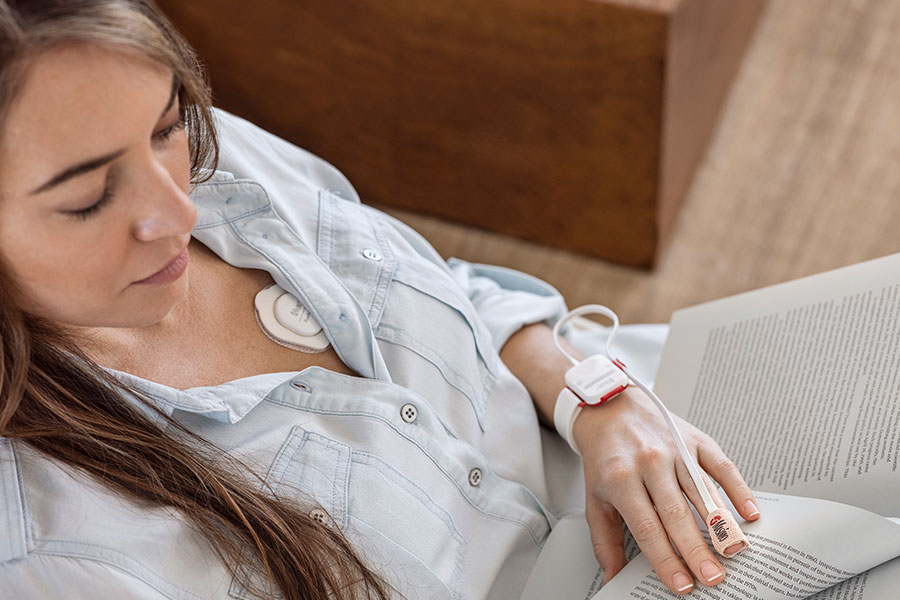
[0, 43, 197, 329]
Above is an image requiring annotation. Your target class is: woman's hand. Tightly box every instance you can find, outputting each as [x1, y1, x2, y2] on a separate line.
[572, 386, 760, 595]
[498, 322, 759, 594]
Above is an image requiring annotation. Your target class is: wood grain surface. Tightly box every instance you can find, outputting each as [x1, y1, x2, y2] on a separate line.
[156, 0, 762, 267]
[158, 0, 900, 324]
[382, 0, 900, 323]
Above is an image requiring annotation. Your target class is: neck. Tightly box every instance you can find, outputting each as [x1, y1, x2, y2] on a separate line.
[73, 240, 218, 371]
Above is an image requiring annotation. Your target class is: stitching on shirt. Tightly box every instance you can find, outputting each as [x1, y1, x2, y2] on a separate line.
[11, 441, 34, 553]
[317, 191, 394, 330]
[33, 540, 207, 600]
[376, 323, 488, 430]
[191, 179, 273, 229]
[138, 387, 225, 416]
[226, 218, 352, 360]
[350, 453, 465, 600]
[282, 430, 350, 531]
[392, 262, 499, 378]
[315, 190, 335, 266]
[267, 401, 548, 546]
[0, 439, 30, 562]
[346, 515, 458, 600]
[366, 217, 395, 328]
[192, 204, 272, 230]
[351, 451, 465, 546]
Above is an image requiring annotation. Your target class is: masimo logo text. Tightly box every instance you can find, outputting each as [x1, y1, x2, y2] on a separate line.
[709, 515, 729, 542]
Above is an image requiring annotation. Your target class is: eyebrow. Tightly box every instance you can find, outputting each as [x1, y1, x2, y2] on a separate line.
[29, 74, 180, 196]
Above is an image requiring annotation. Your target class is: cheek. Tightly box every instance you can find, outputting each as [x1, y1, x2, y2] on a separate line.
[5, 224, 127, 314]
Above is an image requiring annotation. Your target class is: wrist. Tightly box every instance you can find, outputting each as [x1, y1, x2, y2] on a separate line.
[553, 387, 584, 455]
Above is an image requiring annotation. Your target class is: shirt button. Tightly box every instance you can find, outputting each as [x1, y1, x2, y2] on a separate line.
[468, 468, 483, 487]
[309, 508, 329, 525]
[361, 248, 382, 261]
[400, 403, 418, 424]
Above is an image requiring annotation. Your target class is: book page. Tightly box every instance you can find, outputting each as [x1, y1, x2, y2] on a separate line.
[519, 514, 641, 600]
[654, 253, 900, 516]
[592, 491, 900, 600]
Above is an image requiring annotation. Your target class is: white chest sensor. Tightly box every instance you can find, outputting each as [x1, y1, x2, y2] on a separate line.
[254, 283, 330, 353]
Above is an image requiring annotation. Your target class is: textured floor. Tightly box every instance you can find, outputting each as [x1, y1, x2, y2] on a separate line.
[381, 0, 900, 324]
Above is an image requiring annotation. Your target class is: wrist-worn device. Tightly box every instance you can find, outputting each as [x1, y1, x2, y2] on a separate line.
[553, 355, 629, 456]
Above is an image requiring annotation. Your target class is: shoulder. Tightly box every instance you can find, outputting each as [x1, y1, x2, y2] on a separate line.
[209, 107, 362, 205]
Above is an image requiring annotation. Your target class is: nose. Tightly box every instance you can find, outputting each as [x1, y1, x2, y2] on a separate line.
[132, 158, 197, 242]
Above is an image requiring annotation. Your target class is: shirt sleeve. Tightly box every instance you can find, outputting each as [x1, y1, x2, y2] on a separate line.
[210, 107, 362, 204]
[446, 258, 568, 353]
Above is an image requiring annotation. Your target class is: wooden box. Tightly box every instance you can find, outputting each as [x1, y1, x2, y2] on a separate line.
[157, 0, 766, 267]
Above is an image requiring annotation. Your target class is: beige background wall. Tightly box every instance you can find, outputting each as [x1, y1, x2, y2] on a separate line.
[381, 0, 900, 324]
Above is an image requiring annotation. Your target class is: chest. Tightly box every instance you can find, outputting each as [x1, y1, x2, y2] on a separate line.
[124, 243, 356, 390]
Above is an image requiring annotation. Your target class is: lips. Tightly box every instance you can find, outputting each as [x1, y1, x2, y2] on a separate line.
[134, 245, 190, 285]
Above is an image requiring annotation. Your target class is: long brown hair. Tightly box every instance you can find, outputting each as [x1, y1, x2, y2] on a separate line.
[0, 1, 389, 598]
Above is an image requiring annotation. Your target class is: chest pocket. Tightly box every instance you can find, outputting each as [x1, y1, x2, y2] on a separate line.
[229, 427, 462, 600]
[317, 192, 498, 430]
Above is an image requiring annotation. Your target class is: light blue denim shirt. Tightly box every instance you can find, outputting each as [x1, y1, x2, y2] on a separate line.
[0, 109, 585, 599]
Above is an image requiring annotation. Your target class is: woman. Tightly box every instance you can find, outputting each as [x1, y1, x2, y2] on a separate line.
[0, 1, 760, 598]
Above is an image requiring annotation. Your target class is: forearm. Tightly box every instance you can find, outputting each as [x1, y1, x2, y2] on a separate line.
[498, 322, 582, 428]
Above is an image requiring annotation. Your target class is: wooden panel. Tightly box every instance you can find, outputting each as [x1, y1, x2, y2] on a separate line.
[157, 0, 762, 267]
[659, 0, 768, 251]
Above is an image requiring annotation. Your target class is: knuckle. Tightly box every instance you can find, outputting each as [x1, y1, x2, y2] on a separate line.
[631, 516, 662, 541]
[591, 539, 618, 560]
[683, 541, 714, 563]
[713, 456, 739, 476]
[658, 500, 691, 523]
[653, 553, 687, 577]
[602, 462, 634, 486]
[692, 429, 715, 445]
[597, 501, 622, 521]
[638, 446, 667, 468]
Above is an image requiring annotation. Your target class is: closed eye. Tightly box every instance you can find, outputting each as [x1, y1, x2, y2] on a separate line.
[153, 114, 185, 144]
[64, 112, 185, 220]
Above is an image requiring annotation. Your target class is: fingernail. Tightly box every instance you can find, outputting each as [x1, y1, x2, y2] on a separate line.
[672, 571, 694, 592]
[701, 560, 724, 583]
[742, 499, 760, 518]
[725, 542, 745, 557]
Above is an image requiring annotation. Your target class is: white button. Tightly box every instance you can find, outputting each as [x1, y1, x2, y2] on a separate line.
[309, 508, 329, 525]
[468, 468, 483, 487]
[400, 403, 418, 423]
[361, 248, 382, 261]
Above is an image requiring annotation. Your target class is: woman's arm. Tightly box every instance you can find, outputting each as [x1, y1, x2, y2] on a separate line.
[499, 323, 761, 596]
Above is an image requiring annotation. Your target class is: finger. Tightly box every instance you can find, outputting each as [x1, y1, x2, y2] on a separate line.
[613, 479, 697, 595]
[645, 468, 726, 589]
[585, 497, 628, 584]
[676, 460, 749, 558]
[675, 457, 724, 521]
[697, 439, 760, 521]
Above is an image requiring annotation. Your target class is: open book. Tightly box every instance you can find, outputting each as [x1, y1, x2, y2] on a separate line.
[521, 253, 900, 599]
